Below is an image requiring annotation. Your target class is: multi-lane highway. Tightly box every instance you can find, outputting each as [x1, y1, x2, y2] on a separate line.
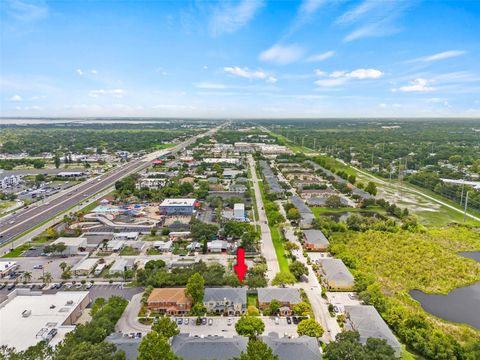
[0, 125, 221, 248]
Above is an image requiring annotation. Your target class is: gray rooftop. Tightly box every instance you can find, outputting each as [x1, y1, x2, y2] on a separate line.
[303, 230, 330, 247]
[262, 333, 321, 360]
[259, 160, 284, 194]
[171, 334, 248, 360]
[204, 287, 247, 305]
[344, 305, 402, 357]
[258, 287, 302, 304]
[318, 258, 354, 287]
[105, 333, 140, 360]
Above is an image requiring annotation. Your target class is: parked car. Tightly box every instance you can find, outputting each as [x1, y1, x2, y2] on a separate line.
[201, 318, 207, 325]
[136, 333, 142, 339]
[7, 284, 15, 291]
[208, 318, 213, 326]
[39, 283, 46, 289]
[177, 318, 183, 325]
[348, 293, 356, 300]
[227, 317, 233, 326]
[292, 317, 298, 325]
[275, 317, 280, 325]
[86, 283, 93, 289]
[184, 318, 189, 325]
[0, 283, 6, 290]
[333, 306, 339, 313]
[33, 264, 43, 269]
[286, 317, 292, 325]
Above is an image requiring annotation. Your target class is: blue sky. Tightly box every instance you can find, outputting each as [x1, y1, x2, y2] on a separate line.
[1, 0, 480, 118]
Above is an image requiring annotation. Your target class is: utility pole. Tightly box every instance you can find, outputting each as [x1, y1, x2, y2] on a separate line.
[463, 192, 469, 223]
[460, 179, 465, 206]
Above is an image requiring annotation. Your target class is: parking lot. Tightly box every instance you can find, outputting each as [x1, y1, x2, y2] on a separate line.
[173, 316, 299, 338]
[326, 292, 361, 314]
[5, 255, 83, 282]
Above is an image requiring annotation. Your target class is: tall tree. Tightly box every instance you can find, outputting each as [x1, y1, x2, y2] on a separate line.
[138, 331, 180, 360]
[235, 316, 265, 339]
[231, 340, 279, 360]
[185, 272, 205, 305]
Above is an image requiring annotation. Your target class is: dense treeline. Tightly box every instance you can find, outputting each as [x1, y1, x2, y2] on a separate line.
[0, 127, 197, 155]
[329, 226, 480, 360]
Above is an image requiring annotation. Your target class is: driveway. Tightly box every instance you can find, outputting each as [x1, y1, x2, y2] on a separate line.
[115, 293, 152, 334]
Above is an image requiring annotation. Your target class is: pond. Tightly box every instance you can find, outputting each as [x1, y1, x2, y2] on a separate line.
[459, 251, 480, 262]
[321, 211, 383, 222]
[409, 252, 480, 330]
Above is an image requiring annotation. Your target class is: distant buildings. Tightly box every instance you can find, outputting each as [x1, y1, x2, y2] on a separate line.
[290, 196, 316, 228]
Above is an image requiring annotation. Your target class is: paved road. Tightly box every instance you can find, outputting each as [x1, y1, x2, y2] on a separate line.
[247, 155, 279, 282]
[0, 126, 222, 250]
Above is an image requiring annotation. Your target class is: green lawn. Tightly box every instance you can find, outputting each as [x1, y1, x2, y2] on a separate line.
[270, 225, 291, 274]
[247, 293, 258, 307]
[311, 206, 385, 217]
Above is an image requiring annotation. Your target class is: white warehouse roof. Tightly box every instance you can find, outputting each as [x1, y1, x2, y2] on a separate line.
[160, 199, 197, 207]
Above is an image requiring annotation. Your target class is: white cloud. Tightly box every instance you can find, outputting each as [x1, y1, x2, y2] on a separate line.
[194, 82, 228, 89]
[76, 69, 84, 76]
[344, 20, 399, 42]
[89, 88, 126, 98]
[77, 68, 99, 76]
[203, 65, 208, 70]
[409, 50, 467, 63]
[9, 94, 23, 102]
[259, 44, 305, 65]
[287, 0, 327, 34]
[152, 104, 196, 110]
[336, 0, 379, 24]
[90, 69, 98, 75]
[5, 0, 48, 22]
[394, 78, 434, 92]
[315, 68, 384, 87]
[224, 66, 277, 83]
[305, 50, 335, 62]
[209, 0, 264, 36]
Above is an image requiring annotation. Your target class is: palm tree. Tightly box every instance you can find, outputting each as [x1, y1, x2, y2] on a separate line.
[42, 272, 53, 284]
[23, 271, 32, 283]
[59, 262, 67, 272]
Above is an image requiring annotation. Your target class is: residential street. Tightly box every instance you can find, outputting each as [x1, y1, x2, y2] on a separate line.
[247, 155, 279, 282]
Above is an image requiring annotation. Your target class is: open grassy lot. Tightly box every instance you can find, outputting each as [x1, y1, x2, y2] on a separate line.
[330, 226, 480, 346]
[311, 206, 386, 216]
[270, 225, 290, 274]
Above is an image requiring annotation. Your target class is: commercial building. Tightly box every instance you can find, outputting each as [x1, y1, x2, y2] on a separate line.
[159, 198, 198, 215]
[233, 203, 245, 221]
[56, 171, 85, 178]
[50, 237, 88, 255]
[146, 288, 192, 315]
[109, 258, 135, 275]
[203, 287, 247, 315]
[344, 305, 402, 357]
[0, 290, 90, 351]
[113, 232, 139, 241]
[303, 230, 330, 251]
[71, 257, 99, 276]
[317, 258, 354, 290]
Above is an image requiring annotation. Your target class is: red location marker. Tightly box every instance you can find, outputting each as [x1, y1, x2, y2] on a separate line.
[234, 247, 248, 283]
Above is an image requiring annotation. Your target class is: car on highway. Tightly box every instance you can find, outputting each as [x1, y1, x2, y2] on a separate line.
[86, 283, 93, 289]
[8, 220, 14, 224]
[7, 284, 15, 291]
[275, 317, 280, 325]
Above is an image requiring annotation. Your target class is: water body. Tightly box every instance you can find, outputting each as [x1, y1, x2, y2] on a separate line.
[410, 252, 480, 330]
[459, 251, 480, 262]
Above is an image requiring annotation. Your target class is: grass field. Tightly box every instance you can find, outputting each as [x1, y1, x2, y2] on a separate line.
[270, 225, 290, 274]
[311, 206, 385, 216]
[330, 226, 480, 344]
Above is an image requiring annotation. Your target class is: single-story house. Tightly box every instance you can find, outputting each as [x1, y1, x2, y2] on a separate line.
[153, 240, 173, 252]
[113, 232, 139, 241]
[72, 258, 99, 276]
[106, 239, 126, 252]
[109, 258, 135, 275]
[50, 237, 87, 255]
[208, 240, 229, 253]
